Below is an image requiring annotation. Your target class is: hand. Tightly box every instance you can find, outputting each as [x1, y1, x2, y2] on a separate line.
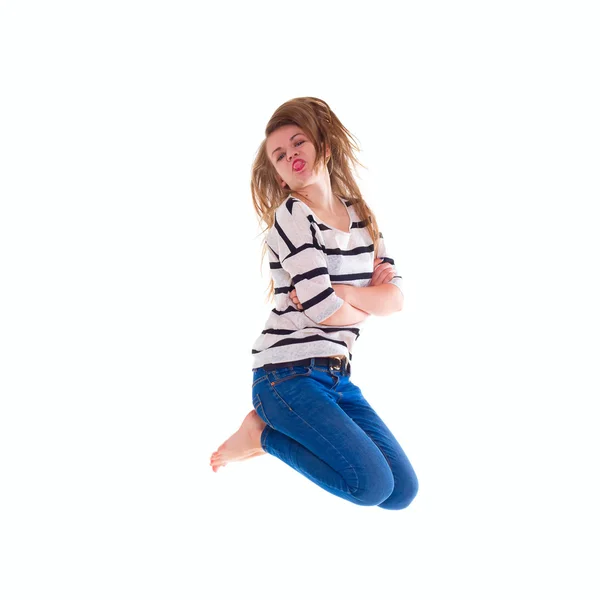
[370, 257, 395, 286]
[290, 288, 303, 310]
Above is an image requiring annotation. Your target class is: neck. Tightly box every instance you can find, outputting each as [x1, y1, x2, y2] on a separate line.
[290, 176, 339, 215]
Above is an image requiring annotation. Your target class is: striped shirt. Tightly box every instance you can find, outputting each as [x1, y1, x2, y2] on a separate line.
[251, 194, 403, 370]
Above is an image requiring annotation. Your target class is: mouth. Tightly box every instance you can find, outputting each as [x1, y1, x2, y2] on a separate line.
[292, 159, 306, 173]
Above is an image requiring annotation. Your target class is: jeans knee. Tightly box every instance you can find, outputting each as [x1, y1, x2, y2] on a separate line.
[353, 468, 395, 507]
[378, 472, 419, 510]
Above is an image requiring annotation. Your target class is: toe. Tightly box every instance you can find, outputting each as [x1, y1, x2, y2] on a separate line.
[211, 454, 227, 468]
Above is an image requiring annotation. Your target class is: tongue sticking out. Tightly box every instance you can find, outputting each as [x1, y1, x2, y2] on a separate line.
[293, 161, 305, 172]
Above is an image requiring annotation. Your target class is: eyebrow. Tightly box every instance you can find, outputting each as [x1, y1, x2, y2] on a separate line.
[270, 133, 304, 157]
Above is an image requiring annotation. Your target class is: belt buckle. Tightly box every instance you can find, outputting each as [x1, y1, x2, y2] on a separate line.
[330, 356, 342, 371]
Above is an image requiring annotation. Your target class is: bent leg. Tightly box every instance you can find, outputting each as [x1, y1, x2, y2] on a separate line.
[336, 377, 419, 510]
[252, 368, 394, 507]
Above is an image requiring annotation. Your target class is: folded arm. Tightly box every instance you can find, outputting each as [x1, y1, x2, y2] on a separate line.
[338, 284, 403, 317]
[278, 202, 404, 325]
[319, 298, 370, 326]
[319, 284, 402, 326]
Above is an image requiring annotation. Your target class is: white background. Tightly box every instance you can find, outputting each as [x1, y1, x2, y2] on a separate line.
[1, 1, 599, 598]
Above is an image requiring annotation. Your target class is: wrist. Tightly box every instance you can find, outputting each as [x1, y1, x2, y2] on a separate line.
[333, 284, 350, 302]
[343, 285, 357, 306]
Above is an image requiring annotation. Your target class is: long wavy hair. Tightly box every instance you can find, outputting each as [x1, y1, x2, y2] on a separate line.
[250, 97, 381, 304]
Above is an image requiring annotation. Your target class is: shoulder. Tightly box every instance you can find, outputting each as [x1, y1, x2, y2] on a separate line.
[274, 194, 312, 229]
[275, 194, 308, 217]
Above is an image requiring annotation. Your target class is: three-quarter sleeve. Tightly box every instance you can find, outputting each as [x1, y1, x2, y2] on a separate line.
[273, 199, 344, 324]
[377, 231, 404, 296]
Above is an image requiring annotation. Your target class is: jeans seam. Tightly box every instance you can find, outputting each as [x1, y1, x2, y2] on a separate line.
[369, 439, 394, 474]
[252, 375, 268, 389]
[368, 438, 395, 504]
[253, 393, 275, 429]
[269, 367, 312, 386]
[260, 423, 270, 451]
[268, 383, 360, 493]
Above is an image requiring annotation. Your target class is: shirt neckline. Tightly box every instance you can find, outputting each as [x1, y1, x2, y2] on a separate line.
[290, 194, 352, 235]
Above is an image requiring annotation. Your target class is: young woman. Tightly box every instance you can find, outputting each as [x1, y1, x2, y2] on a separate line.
[210, 97, 418, 510]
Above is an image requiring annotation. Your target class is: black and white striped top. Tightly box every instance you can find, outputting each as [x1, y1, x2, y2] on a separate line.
[251, 194, 403, 370]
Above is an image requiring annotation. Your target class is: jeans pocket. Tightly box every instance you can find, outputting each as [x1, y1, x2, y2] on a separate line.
[252, 374, 268, 389]
[268, 365, 313, 386]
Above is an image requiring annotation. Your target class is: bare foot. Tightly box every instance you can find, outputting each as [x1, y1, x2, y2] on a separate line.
[210, 409, 267, 473]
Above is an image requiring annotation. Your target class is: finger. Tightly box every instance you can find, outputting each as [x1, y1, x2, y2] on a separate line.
[376, 264, 394, 277]
[375, 262, 392, 271]
[381, 268, 395, 285]
[370, 272, 383, 286]
[371, 264, 388, 285]
[372, 265, 393, 286]
[382, 268, 394, 284]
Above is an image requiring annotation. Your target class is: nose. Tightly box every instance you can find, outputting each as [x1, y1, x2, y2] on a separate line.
[287, 148, 299, 161]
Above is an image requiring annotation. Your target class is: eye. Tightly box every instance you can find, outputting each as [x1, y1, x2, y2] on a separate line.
[276, 140, 305, 162]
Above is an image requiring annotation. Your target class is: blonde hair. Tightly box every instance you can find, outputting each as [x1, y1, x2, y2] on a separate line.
[250, 97, 381, 303]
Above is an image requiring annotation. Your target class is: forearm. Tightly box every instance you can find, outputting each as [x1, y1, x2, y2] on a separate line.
[320, 300, 370, 326]
[343, 284, 403, 316]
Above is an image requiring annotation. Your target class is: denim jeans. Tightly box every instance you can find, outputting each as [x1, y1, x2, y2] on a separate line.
[251, 359, 418, 509]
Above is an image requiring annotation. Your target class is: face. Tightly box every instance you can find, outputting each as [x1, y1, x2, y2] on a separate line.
[266, 124, 329, 190]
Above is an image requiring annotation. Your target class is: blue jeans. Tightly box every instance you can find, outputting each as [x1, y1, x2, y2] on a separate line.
[251, 359, 418, 509]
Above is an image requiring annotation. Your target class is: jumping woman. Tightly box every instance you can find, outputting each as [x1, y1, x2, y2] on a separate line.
[210, 97, 418, 510]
